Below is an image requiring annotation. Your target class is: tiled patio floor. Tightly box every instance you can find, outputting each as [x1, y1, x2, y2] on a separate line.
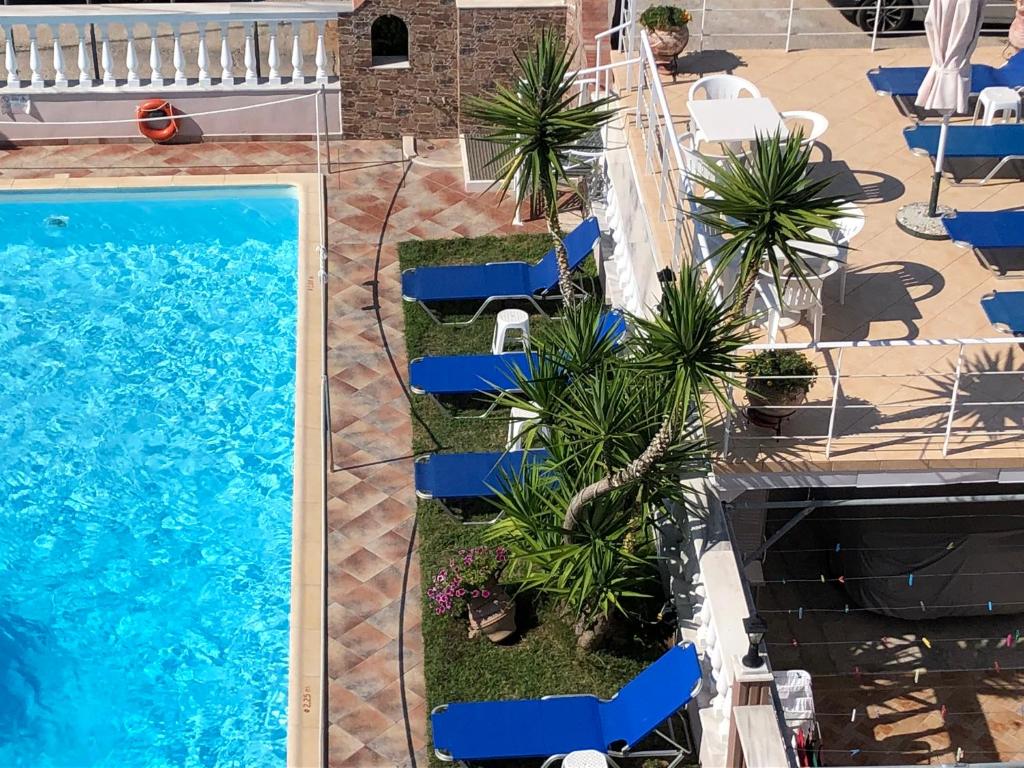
[619, 46, 1024, 472]
[0, 138, 543, 767]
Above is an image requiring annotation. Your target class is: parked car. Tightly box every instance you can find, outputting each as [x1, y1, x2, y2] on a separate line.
[829, 0, 1016, 33]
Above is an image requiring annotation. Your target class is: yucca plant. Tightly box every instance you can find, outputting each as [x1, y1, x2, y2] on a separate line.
[688, 130, 846, 316]
[561, 266, 750, 535]
[464, 30, 616, 304]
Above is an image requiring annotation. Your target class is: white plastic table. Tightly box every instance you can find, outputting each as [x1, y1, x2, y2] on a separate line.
[687, 97, 788, 143]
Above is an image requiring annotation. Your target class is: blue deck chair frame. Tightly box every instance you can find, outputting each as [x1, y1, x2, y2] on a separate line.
[868, 50, 1024, 115]
[431, 642, 702, 767]
[981, 290, 1024, 336]
[943, 211, 1024, 277]
[414, 449, 549, 524]
[400, 217, 600, 325]
[904, 124, 1024, 185]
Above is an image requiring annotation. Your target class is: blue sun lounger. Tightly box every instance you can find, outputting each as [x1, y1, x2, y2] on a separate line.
[944, 211, 1024, 276]
[401, 216, 600, 325]
[981, 291, 1024, 335]
[408, 312, 627, 409]
[868, 50, 1024, 99]
[431, 642, 702, 766]
[903, 124, 1024, 184]
[414, 449, 550, 522]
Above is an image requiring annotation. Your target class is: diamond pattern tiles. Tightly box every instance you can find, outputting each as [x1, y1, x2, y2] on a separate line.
[0, 139, 544, 768]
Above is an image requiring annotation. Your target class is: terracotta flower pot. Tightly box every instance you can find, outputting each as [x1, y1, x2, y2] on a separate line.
[647, 26, 690, 63]
[745, 379, 808, 433]
[466, 581, 516, 643]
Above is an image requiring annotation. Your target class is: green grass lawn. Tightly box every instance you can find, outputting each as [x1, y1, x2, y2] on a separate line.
[399, 233, 667, 768]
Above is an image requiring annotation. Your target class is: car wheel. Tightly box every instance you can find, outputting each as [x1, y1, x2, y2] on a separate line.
[855, 0, 912, 32]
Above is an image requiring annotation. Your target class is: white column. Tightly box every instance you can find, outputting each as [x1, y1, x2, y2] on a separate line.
[314, 21, 327, 85]
[149, 24, 163, 86]
[28, 27, 43, 88]
[76, 24, 92, 88]
[99, 24, 115, 87]
[4, 25, 21, 88]
[244, 25, 257, 85]
[219, 22, 234, 86]
[125, 25, 140, 87]
[53, 24, 68, 87]
[197, 24, 211, 86]
[172, 24, 186, 86]
[267, 21, 281, 85]
[290, 22, 304, 84]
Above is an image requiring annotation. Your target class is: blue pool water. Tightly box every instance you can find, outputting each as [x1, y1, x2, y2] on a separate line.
[0, 187, 299, 767]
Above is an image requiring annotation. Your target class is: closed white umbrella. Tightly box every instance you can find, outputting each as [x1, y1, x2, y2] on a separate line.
[898, 0, 986, 238]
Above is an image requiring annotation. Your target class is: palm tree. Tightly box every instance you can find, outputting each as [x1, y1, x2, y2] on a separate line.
[464, 30, 616, 304]
[560, 267, 750, 537]
[689, 131, 846, 316]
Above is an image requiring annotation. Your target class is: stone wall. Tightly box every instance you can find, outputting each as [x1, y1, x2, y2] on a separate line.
[456, 6, 567, 134]
[335, 0, 460, 139]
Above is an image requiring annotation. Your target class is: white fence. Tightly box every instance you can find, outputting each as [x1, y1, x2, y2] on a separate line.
[0, 3, 339, 90]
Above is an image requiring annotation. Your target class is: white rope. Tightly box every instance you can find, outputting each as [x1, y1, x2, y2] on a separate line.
[0, 91, 318, 127]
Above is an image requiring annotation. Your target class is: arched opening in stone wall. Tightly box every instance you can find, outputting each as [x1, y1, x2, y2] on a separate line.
[370, 15, 410, 68]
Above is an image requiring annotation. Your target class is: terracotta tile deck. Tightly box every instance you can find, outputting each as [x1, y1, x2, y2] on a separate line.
[618, 46, 1024, 473]
[0, 139, 543, 767]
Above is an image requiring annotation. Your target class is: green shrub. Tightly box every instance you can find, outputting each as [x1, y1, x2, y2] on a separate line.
[640, 5, 693, 29]
[743, 349, 817, 405]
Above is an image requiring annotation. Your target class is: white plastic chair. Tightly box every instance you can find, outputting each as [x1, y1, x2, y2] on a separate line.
[687, 74, 761, 102]
[829, 201, 864, 304]
[756, 260, 840, 343]
[780, 110, 829, 153]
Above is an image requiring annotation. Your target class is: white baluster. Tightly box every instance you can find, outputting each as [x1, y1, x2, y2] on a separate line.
[125, 24, 140, 87]
[197, 24, 210, 86]
[4, 25, 20, 88]
[28, 27, 43, 88]
[76, 24, 92, 88]
[244, 26, 257, 85]
[291, 22, 304, 84]
[314, 21, 327, 84]
[219, 22, 234, 86]
[172, 24, 186, 86]
[149, 24, 163, 86]
[267, 22, 281, 85]
[99, 24, 115, 87]
[52, 24, 68, 87]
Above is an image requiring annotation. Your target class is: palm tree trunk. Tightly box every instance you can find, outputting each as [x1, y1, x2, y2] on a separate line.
[734, 266, 758, 323]
[562, 414, 676, 541]
[546, 204, 577, 306]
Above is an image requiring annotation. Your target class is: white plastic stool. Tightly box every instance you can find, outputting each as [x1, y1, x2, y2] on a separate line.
[561, 750, 611, 768]
[492, 308, 530, 354]
[973, 87, 1022, 126]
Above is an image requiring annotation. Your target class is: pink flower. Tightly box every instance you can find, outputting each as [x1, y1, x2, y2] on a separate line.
[471, 590, 480, 599]
[481, 590, 490, 599]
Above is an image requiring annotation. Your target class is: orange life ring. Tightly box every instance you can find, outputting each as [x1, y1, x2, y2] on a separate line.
[136, 99, 178, 143]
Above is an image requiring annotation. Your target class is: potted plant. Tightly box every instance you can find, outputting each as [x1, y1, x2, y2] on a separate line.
[640, 6, 693, 71]
[743, 350, 817, 432]
[427, 546, 517, 643]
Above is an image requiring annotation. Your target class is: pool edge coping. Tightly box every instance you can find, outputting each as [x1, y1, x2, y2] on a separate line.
[3, 174, 326, 768]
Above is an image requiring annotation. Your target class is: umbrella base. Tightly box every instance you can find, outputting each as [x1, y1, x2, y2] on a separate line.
[896, 201, 954, 240]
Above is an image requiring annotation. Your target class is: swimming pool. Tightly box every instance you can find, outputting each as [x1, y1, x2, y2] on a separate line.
[0, 186, 300, 767]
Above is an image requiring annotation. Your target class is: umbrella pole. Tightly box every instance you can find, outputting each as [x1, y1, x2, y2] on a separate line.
[927, 112, 950, 217]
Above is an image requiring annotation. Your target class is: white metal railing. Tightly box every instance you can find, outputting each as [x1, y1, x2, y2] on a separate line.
[723, 336, 1024, 460]
[692, 0, 1017, 53]
[0, 3, 339, 90]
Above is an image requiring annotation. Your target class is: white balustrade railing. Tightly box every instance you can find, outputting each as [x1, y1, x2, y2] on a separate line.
[0, 3, 339, 90]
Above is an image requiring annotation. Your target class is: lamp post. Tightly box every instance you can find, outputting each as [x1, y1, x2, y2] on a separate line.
[742, 613, 769, 669]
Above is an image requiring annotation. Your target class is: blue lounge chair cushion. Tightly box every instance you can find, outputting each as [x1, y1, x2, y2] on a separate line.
[431, 643, 701, 762]
[868, 50, 1024, 96]
[904, 124, 1024, 159]
[414, 450, 549, 499]
[943, 211, 1024, 249]
[401, 217, 600, 303]
[402, 261, 533, 304]
[409, 352, 537, 396]
[981, 291, 1024, 335]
